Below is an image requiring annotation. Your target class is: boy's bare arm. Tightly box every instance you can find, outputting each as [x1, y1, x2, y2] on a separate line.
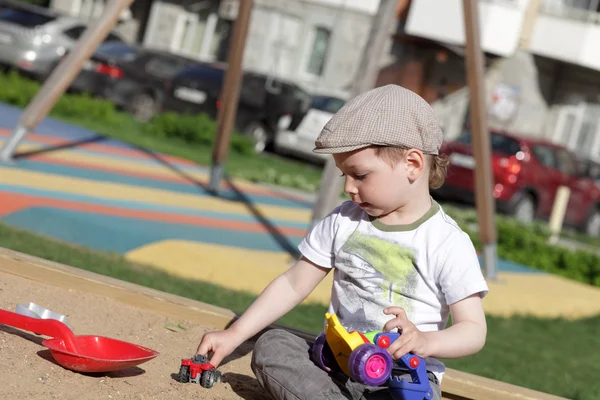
[229, 256, 329, 338]
[196, 257, 329, 366]
[383, 294, 487, 359]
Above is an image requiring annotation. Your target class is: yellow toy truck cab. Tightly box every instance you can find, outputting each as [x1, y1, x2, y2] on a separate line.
[323, 312, 373, 376]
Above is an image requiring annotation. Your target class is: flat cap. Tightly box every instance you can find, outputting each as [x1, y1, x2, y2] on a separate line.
[314, 85, 443, 155]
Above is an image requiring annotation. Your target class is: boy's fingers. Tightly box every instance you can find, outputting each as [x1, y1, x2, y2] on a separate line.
[196, 336, 213, 357]
[384, 306, 407, 318]
[383, 316, 412, 333]
[383, 317, 402, 332]
[209, 351, 224, 368]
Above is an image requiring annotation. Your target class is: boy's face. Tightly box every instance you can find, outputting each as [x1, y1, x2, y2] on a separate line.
[334, 147, 416, 218]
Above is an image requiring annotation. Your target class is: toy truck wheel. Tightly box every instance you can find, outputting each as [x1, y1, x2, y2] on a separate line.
[178, 365, 190, 383]
[311, 333, 336, 373]
[201, 369, 218, 388]
[348, 344, 393, 386]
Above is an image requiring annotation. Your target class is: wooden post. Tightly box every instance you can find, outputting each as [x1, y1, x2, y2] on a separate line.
[462, 0, 498, 280]
[309, 0, 399, 228]
[208, 0, 253, 192]
[0, 0, 135, 163]
[548, 186, 570, 245]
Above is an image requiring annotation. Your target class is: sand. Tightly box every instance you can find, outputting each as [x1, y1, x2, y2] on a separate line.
[0, 271, 266, 400]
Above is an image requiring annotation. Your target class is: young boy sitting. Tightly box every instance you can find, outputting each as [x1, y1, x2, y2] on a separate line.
[196, 85, 489, 399]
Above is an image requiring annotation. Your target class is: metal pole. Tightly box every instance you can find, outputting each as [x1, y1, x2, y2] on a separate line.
[309, 0, 399, 228]
[208, 0, 253, 192]
[0, 0, 134, 163]
[462, 0, 498, 280]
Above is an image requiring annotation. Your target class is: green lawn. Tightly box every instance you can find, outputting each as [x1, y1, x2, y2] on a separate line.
[0, 71, 324, 192]
[0, 222, 598, 399]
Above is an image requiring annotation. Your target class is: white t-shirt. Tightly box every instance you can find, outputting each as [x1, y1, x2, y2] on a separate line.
[298, 200, 489, 381]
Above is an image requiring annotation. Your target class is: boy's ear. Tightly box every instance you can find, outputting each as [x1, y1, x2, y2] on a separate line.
[405, 149, 425, 180]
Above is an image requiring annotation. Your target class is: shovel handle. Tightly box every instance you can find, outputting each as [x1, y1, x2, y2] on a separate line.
[0, 308, 74, 341]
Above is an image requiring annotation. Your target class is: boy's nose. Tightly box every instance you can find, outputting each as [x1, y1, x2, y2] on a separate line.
[344, 177, 358, 195]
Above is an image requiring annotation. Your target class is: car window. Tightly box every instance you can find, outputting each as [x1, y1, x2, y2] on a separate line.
[455, 132, 521, 155]
[144, 56, 186, 78]
[63, 25, 86, 40]
[311, 96, 345, 114]
[175, 65, 225, 89]
[64, 26, 122, 42]
[555, 149, 577, 176]
[95, 42, 140, 61]
[105, 32, 122, 42]
[0, 7, 55, 27]
[532, 145, 558, 169]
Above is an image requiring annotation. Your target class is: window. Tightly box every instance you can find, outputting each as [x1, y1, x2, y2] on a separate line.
[555, 149, 577, 176]
[0, 7, 55, 27]
[64, 26, 122, 42]
[306, 27, 330, 76]
[145, 56, 187, 78]
[455, 132, 521, 155]
[532, 145, 557, 169]
[311, 96, 345, 114]
[63, 26, 86, 40]
[96, 42, 139, 61]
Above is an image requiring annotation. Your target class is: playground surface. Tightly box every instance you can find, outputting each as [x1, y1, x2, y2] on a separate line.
[0, 102, 599, 318]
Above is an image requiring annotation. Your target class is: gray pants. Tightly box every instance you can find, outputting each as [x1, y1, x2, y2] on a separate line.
[251, 329, 442, 400]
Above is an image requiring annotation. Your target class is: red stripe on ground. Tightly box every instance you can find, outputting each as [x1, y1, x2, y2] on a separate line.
[0, 191, 308, 237]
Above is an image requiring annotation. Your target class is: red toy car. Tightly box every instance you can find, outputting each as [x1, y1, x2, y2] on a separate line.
[179, 354, 221, 388]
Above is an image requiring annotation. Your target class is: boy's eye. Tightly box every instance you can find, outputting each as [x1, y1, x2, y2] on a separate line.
[340, 173, 346, 177]
[355, 173, 368, 180]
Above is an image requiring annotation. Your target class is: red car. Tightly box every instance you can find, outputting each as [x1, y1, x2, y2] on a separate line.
[435, 130, 600, 237]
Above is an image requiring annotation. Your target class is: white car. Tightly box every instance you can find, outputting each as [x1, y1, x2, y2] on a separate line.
[275, 95, 346, 163]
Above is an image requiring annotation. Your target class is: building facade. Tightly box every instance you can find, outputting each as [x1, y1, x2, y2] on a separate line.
[49, 0, 377, 97]
[390, 0, 600, 163]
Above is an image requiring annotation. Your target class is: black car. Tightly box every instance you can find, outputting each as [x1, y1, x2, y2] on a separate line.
[161, 64, 312, 153]
[62, 42, 203, 121]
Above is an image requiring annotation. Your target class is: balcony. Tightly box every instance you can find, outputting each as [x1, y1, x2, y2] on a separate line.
[528, 0, 600, 71]
[404, 0, 528, 57]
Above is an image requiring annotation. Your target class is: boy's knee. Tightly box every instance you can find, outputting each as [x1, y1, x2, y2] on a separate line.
[251, 329, 297, 371]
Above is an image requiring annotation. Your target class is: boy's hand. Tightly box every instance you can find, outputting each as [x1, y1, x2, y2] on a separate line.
[383, 306, 430, 359]
[196, 329, 244, 368]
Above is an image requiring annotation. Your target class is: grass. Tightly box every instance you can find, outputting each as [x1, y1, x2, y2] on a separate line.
[0, 71, 324, 192]
[0, 222, 599, 399]
[61, 113, 324, 192]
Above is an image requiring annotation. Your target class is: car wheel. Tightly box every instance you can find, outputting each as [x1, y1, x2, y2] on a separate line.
[128, 93, 156, 122]
[200, 369, 220, 388]
[348, 344, 392, 387]
[178, 365, 190, 383]
[584, 209, 600, 237]
[244, 121, 270, 153]
[511, 192, 536, 223]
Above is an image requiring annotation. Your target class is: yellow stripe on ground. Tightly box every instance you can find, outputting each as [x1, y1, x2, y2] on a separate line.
[0, 167, 311, 223]
[128, 241, 600, 319]
[125, 240, 334, 305]
[485, 272, 600, 319]
[3, 141, 289, 195]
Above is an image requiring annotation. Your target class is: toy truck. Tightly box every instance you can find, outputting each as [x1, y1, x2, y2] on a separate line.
[311, 313, 433, 400]
[179, 354, 222, 388]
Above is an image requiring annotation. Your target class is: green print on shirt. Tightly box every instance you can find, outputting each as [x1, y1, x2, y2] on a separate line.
[342, 231, 418, 310]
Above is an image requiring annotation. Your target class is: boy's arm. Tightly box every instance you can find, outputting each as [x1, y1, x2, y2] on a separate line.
[229, 256, 329, 338]
[383, 293, 487, 359]
[197, 256, 330, 366]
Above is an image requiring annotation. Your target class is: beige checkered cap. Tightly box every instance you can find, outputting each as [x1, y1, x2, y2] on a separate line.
[314, 85, 443, 155]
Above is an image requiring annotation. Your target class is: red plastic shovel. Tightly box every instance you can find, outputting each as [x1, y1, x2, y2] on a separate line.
[0, 308, 159, 373]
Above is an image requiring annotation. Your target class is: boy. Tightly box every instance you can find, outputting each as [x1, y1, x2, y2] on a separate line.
[196, 85, 489, 399]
